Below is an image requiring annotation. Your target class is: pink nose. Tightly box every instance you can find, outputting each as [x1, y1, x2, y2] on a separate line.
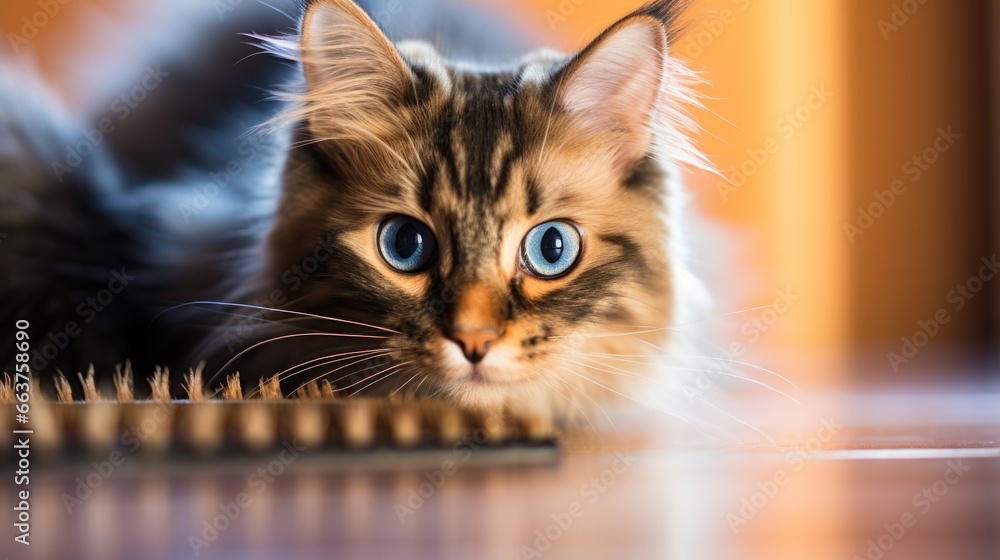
[448, 328, 501, 363]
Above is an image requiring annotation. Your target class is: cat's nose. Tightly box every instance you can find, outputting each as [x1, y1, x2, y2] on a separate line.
[448, 328, 501, 364]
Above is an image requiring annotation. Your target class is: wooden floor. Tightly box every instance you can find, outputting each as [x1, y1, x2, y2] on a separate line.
[5, 391, 1000, 559]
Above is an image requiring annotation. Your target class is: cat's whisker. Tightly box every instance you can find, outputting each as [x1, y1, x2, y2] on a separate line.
[562, 357, 689, 406]
[247, 1, 297, 25]
[568, 354, 802, 405]
[274, 348, 389, 381]
[667, 304, 790, 329]
[411, 373, 431, 397]
[306, 354, 396, 389]
[389, 369, 422, 398]
[552, 304, 789, 341]
[521, 379, 540, 409]
[547, 371, 617, 433]
[153, 300, 400, 334]
[325, 360, 409, 393]
[660, 325, 740, 357]
[563, 356, 665, 383]
[635, 340, 809, 401]
[572, 344, 807, 401]
[556, 366, 696, 427]
[426, 378, 452, 400]
[344, 361, 412, 397]
[693, 396, 775, 446]
[656, 329, 806, 402]
[535, 374, 600, 433]
[175, 308, 325, 334]
[209, 331, 391, 387]
[247, 350, 392, 398]
[556, 366, 732, 442]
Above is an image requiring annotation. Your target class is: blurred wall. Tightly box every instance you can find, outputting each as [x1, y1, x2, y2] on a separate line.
[843, 0, 993, 376]
[995, 1, 1000, 357]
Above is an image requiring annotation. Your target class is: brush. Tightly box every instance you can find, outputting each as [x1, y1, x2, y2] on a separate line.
[0, 364, 558, 466]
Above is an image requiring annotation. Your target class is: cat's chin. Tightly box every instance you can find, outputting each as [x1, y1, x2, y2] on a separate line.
[439, 375, 523, 409]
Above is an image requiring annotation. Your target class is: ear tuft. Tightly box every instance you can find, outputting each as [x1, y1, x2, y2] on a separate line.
[631, 0, 693, 35]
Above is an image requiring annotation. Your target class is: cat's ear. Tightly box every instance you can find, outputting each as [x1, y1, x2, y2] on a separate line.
[555, 14, 667, 172]
[299, 0, 411, 153]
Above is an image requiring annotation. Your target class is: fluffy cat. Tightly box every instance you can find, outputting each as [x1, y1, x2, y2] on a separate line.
[0, 0, 709, 425]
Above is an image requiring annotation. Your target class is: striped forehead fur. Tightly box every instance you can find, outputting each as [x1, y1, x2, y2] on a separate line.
[252, 0, 711, 181]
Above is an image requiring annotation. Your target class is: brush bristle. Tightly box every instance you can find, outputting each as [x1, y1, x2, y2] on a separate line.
[54, 373, 74, 404]
[114, 361, 134, 402]
[0, 374, 13, 403]
[223, 373, 244, 400]
[183, 362, 207, 402]
[149, 366, 171, 402]
[78, 365, 102, 401]
[257, 374, 283, 400]
[0, 365, 558, 461]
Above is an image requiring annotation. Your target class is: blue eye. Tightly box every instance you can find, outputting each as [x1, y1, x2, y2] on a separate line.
[520, 221, 581, 278]
[377, 216, 437, 273]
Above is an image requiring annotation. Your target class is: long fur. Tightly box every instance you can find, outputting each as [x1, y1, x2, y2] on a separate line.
[1, 0, 722, 430]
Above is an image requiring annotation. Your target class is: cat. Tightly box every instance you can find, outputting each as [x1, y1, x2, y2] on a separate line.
[0, 0, 710, 425]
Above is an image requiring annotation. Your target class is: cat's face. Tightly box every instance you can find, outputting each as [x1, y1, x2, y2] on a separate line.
[261, 0, 689, 416]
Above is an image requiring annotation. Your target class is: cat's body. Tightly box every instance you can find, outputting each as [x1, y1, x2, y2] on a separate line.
[0, 0, 708, 425]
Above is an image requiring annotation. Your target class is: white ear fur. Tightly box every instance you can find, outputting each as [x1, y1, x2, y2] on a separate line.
[559, 17, 666, 171]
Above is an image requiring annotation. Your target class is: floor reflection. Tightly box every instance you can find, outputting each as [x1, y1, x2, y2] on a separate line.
[5, 391, 999, 559]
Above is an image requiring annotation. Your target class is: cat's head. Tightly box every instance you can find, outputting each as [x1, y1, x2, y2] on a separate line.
[260, 0, 700, 418]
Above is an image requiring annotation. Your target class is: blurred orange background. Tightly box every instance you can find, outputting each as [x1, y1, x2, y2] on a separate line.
[2, 0, 996, 387]
[494, 0, 996, 387]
